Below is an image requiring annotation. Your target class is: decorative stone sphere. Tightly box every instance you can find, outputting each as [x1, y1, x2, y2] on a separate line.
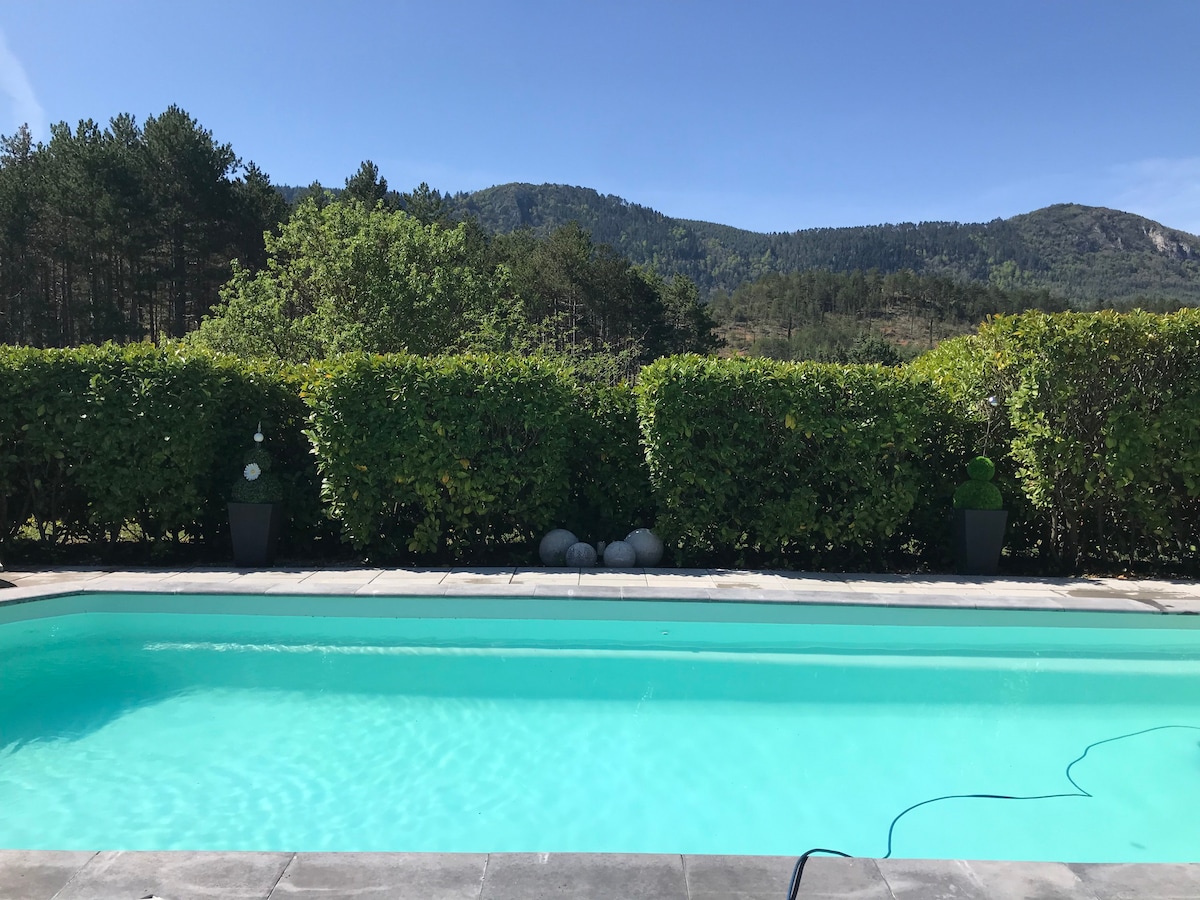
[624, 528, 664, 567]
[564, 541, 598, 567]
[538, 529, 579, 566]
[603, 540, 637, 568]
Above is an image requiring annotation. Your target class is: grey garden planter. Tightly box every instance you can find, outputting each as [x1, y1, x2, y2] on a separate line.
[953, 508, 1008, 575]
[228, 502, 282, 567]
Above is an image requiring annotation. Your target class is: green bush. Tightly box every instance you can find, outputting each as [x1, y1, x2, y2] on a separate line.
[303, 354, 579, 561]
[915, 309, 1200, 571]
[0, 345, 324, 561]
[0, 346, 93, 547]
[636, 355, 961, 568]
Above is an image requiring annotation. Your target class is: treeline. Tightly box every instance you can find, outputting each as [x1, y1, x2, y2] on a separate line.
[187, 166, 720, 378]
[706, 268, 1070, 362]
[0, 108, 287, 346]
[0, 112, 720, 373]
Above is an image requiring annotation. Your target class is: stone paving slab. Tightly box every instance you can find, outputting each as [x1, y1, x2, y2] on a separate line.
[965, 860, 1102, 900]
[2, 852, 1196, 900]
[684, 854, 892, 900]
[52, 850, 293, 900]
[0, 849, 97, 900]
[874, 858, 992, 899]
[1068, 863, 1200, 899]
[271, 852, 487, 899]
[480, 853, 689, 900]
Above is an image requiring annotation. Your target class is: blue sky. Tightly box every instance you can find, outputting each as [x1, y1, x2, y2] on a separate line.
[1, 0, 1197, 233]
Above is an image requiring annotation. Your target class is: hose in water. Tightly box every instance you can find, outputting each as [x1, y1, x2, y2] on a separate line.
[786, 724, 1200, 900]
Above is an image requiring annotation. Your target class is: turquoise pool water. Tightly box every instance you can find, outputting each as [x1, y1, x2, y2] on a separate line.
[0, 595, 1198, 860]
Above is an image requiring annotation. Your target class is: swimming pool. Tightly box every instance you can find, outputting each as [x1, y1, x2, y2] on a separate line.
[0, 593, 1197, 861]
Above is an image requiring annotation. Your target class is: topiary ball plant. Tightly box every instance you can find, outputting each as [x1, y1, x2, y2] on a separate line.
[953, 455, 1003, 510]
[232, 428, 283, 504]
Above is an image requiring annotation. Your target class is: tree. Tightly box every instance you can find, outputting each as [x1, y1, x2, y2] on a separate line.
[142, 105, 241, 337]
[344, 160, 394, 208]
[189, 197, 497, 360]
[400, 181, 449, 226]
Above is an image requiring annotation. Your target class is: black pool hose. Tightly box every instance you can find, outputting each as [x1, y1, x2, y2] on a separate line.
[785, 724, 1200, 900]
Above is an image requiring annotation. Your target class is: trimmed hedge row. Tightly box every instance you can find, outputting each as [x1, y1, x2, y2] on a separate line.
[635, 355, 966, 567]
[914, 309, 1200, 570]
[4, 310, 1200, 573]
[305, 354, 573, 559]
[0, 345, 322, 557]
[0, 347, 648, 564]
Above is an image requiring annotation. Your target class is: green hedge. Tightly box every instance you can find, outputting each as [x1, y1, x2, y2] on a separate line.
[636, 355, 963, 567]
[6, 314, 1199, 574]
[303, 354, 581, 560]
[0, 345, 322, 559]
[913, 309, 1200, 571]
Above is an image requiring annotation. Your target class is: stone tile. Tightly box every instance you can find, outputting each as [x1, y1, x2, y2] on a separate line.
[369, 569, 451, 583]
[876, 858, 990, 900]
[973, 595, 1066, 610]
[299, 569, 383, 584]
[511, 568, 581, 584]
[684, 854, 889, 899]
[264, 582, 371, 595]
[0, 849, 96, 900]
[1068, 862, 1200, 899]
[272, 852, 487, 899]
[978, 579, 1089, 593]
[757, 570, 850, 584]
[0, 584, 73, 605]
[55, 850, 292, 900]
[481, 853, 687, 900]
[1051, 595, 1151, 612]
[355, 583, 450, 596]
[233, 571, 317, 583]
[622, 586, 713, 601]
[530, 585, 626, 599]
[697, 587, 775, 602]
[0, 570, 105, 586]
[1158, 598, 1200, 614]
[442, 584, 528, 597]
[444, 566, 517, 579]
[964, 860, 1100, 900]
[162, 569, 245, 582]
[577, 574, 648, 586]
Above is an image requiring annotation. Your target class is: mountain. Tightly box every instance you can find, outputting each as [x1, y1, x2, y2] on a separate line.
[447, 184, 1200, 306]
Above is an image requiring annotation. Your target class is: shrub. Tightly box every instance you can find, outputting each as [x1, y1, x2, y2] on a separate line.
[303, 354, 579, 561]
[953, 457, 1003, 510]
[636, 355, 960, 568]
[915, 309, 1200, 571]
[0, 345, 324, 560]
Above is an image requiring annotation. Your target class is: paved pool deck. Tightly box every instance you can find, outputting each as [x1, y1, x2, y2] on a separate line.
[1, 565, 1198, 900]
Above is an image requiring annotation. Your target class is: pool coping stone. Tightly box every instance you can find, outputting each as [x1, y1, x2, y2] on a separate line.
[1, 852, 1195, 900]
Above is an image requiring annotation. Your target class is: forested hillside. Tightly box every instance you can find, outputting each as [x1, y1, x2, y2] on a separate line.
[4, 105, 1198, 364]
[449, 183, 1200, 307]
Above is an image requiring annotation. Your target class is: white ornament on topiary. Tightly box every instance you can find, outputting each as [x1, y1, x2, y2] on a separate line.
[564, 541, 598, 567]
[539, 529, 579, 566]
[624, 528, 663, 567]
[603, 540, 637, 568]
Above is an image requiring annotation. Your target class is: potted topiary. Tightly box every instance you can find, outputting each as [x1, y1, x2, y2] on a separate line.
[952, 455, 1007, 575]
[228, 426, 284, 567]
